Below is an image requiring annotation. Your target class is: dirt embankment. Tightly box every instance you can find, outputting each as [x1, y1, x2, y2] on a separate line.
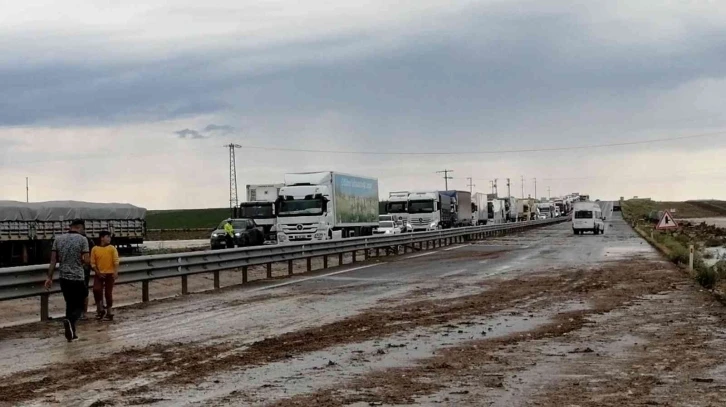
[0, 259, 687, 405]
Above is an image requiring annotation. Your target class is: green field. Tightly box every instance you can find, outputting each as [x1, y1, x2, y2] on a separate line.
[146, 208, 232, 230]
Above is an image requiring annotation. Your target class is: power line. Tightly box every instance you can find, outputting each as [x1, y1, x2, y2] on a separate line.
[233, 130, 726, 156]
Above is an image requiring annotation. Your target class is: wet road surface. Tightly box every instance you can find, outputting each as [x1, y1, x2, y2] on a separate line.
[3, 208, 726, 406]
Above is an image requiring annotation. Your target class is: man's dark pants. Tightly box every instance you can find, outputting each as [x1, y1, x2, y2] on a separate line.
[60, 279, 87, 332]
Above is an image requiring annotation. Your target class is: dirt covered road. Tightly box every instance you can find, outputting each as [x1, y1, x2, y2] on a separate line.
[2, 212, 726, 406]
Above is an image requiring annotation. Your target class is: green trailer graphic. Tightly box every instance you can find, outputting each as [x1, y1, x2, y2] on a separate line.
[333, 174, 379, 225]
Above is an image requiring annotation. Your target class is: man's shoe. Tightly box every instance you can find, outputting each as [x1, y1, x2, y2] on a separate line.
[96, 309, 106, 320]
[105, 313, 114, 321]
[63, 319, 74, 342]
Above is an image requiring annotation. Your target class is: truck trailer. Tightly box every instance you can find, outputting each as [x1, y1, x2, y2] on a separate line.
[275, 172, 379, 243]
[442, 190, 472, 227]
[472, 193, 489, 225]
[0, 200, 146, 266]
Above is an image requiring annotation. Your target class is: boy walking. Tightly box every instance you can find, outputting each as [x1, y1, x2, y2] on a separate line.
[91, 231, 119, 320]
[45, 219, 90, 342]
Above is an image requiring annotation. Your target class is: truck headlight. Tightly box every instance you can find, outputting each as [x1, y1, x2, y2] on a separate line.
[406, 223, 412, 230]
[385, 230, 392, 234]
[314, 232, 325, 240]
[235, 232, 241, 237]
[429, 222, 437, 228]
[277, 233, 287, 242]
[212, 233, 218, 238]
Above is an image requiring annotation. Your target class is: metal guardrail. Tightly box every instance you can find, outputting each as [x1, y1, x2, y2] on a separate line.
[0, 217, 566, 321]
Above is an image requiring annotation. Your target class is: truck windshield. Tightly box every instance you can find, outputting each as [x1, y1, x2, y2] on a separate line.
[575, 210, 593, 219]
[539, 207, 551, 213]
[387, 202, 407, 213]
[379, 221, 394, 228]
[239, 204, 273, 218]
[278, 199, 323, 216]
[408, 200, 434, 213]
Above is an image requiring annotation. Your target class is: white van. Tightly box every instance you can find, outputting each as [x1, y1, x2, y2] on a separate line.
[572, 203, 605, 235]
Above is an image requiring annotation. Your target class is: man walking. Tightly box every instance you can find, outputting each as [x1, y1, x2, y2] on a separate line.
[45, 219, 90, 342]
[91, 231, 119, 320]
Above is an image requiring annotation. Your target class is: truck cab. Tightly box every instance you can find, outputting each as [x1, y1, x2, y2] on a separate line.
[386, 192, 410, 232]
[406, 192, 450, 232]
[276, 185, 331, 243]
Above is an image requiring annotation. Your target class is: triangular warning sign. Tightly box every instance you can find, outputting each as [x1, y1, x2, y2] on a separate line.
[656, 210, 679, 230]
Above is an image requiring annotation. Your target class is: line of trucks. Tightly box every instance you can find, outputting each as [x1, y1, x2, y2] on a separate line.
[0, 168, 589, 266]
[233, 171, 587, 246]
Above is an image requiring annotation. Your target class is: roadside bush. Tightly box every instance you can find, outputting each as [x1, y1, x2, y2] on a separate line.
[696, 266, 717, 289]
[704, 251, 715, 260]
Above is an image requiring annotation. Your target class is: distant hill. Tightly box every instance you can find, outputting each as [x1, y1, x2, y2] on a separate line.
[146, 208, 231, 230]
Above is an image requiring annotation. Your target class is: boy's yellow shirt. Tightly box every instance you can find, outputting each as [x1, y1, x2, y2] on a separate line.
[91, 245, 119, 274]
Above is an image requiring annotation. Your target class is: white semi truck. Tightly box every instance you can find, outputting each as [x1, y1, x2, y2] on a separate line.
[240, 184, 283, 240]
[386, 191, 410, 231]
[406, 191, 453, 232]
[275, 172, 379, 243]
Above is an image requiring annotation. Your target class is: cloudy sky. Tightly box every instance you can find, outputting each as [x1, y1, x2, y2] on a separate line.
[2, 0, 726, 209]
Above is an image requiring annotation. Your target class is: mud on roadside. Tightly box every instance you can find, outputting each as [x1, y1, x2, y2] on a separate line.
[0, 259, 680, 405]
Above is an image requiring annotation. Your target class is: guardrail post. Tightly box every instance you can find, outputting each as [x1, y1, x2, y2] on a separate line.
[306, 258, 312, 272]
[352, 251, 357, 263]
[323, 255, 329, 269]
[364, 249, 369, 260]
[142, 281, 149, 302]
[288, 260, 294, 275]
[181, 275, 188, 295]
[40, 293, 49, 321]
[404, 245, 409, 254]
[214, 271, 220, 289]
[243, 266, 249, 283]
[267, 263, 273, 278]
[339, 253, 344, 265]
[376, 248, 380, 257]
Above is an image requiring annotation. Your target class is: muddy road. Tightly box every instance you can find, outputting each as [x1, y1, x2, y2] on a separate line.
[3, 212, 726, 406]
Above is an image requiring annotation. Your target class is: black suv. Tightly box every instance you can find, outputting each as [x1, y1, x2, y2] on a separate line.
[210, 218, 265, 250]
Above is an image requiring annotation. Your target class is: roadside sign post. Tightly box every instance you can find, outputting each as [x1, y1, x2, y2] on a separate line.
[689, 245, 694, 271]
[655, 210, 679, 231]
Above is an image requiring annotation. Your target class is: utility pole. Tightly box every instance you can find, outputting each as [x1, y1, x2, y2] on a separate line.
[25, 177, 29, 203]
[436, 169, 454, 190]
[548, 186, 551, 200]
[521, 176, 525, 199]
[533, 178, 537, 202]
[493, 178, 498, 196]
[506, 178, 511, 199]
[466, 177, 475, 195]
[224, 144, 242, 210]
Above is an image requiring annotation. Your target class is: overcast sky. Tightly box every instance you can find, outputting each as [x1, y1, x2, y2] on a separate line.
[2, 0, 726, 209]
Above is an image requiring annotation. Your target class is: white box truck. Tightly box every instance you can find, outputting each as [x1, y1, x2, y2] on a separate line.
[239, 184, 283, 241]
[276, 172, 379, 243]
[488, 199, 506, 224]
[472, 193, 489, 225]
